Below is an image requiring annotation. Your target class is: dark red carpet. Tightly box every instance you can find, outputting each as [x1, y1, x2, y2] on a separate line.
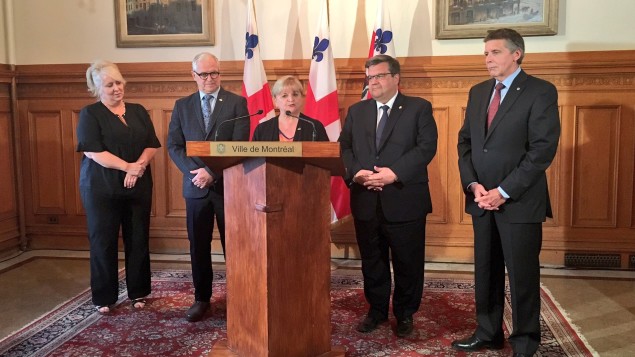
[0, 269, 595, 356]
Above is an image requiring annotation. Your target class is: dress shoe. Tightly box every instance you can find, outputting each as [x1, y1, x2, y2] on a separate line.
[356, 316, 387, 333]
[395, 317, 414, 337]
[451, 334, 504, 351]
[513, 354, 530, 357]
[185, 301, 210, 322]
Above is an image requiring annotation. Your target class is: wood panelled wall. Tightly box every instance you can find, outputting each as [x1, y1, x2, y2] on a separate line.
[0, 65, 21, 256]
[4, 50, 635, 266]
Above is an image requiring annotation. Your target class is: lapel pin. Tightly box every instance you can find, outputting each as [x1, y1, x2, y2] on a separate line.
[399, 106, 403, 109]
[219, 98, 223, 101]
[516, 87, 520, 91]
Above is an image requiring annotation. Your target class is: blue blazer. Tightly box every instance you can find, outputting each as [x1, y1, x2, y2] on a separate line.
[167, 88, 249, 198]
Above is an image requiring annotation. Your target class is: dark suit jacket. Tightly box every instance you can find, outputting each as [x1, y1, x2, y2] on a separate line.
[339, 93, 438, 222]
[252, 114, 329, 141]
[167, 88, 249, 199]
[457, 70, 560, 223]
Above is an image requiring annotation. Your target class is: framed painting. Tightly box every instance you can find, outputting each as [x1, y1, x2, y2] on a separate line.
[436, 0, 558, 40]
[115, 0, 215, 47]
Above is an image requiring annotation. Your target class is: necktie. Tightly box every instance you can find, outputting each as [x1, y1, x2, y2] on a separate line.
[202, 94, 213, 132]
[376, 105, 389, 149]
[487, 83, 505, 128]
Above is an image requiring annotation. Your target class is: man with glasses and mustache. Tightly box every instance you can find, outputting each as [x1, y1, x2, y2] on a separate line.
[168, 52, 249, 322]
[339, 54, 438, 337]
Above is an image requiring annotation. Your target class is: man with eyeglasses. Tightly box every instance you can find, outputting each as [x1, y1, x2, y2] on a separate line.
[168, 52, 249, 322]
[339, 54, 438, 337]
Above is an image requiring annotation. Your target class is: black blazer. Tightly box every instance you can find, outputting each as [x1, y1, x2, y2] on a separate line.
[339, 93, 438, 222]
[167, 88, 249, 199]
[457, 70, 560, 223]
[251, 114, 329, 142]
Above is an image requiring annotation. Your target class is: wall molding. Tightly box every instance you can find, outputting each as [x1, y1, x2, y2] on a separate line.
[3, 50, 634, 265]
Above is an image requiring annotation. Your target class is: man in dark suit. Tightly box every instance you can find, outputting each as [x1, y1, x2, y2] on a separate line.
[339, 54, 438, 338]
[452, 29, 560, 356]
[168, 52, 249, 322]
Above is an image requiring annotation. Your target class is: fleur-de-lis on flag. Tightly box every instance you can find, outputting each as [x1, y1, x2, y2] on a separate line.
[374, 28, 393, 54]
[312, 36, 330, 63]
[362, 0, 395, 100]
[245, 32, 259, 59]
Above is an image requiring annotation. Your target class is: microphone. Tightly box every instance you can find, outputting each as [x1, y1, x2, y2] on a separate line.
[214, 109, 263, 141]
[285, 110, 316, 141]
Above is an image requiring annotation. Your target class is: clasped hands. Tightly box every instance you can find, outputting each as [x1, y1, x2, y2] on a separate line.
[353, 166, 397, 191]
[471, 183, 506, 210]
[190, 168, 214, 189]
[123, 160, 146, 189]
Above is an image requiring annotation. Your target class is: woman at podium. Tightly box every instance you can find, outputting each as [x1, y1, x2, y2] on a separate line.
[252, 75, 329, 142]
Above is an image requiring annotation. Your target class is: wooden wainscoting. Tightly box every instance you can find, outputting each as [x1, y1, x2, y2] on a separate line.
[0, 65, 21, 258]
[9, 50, 635, 266]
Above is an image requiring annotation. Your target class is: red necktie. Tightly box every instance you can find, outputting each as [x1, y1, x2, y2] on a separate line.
[487, 83, 505, 128]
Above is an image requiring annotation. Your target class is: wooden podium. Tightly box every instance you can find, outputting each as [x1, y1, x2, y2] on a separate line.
[187, 141, 346, 357]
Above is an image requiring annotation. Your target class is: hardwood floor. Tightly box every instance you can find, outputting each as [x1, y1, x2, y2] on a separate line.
[1, 250, 634, 356]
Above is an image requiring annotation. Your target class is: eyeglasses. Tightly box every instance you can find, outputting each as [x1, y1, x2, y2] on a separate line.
[194, 71, 220, 80]
[366, 72, 393, 82]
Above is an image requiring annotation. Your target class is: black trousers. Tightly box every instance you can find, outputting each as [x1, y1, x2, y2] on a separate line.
[80, 188, 152, 306]
[353, 202, 427, 321]
[185, 189, 225, 302]
[472, 212, 542, 355]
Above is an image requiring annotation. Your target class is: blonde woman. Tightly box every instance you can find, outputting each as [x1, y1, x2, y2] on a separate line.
[76, 60, 160, 314]
[252, 75, 328, 142]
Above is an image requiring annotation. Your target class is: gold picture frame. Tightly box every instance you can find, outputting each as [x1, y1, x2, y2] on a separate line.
[115, 0, 215, 48]
[436, 0, 558, 40]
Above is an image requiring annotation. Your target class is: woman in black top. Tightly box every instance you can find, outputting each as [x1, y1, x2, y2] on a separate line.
[76, 60, 161, 314]
[252, 75, 329, 142]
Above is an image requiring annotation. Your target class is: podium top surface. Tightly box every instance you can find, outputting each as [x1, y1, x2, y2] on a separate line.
[186, 141, 345, 175]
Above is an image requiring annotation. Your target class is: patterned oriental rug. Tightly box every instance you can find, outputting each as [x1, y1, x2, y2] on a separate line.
[0, 269, 596, 357]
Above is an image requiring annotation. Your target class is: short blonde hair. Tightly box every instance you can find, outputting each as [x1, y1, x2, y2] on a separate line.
[271, 75, 304, 98]
[86, 60, 126, 98]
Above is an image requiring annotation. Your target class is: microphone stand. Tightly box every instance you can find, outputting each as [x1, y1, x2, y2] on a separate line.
[285, 111, 316, 141]
[213, 109, 264, 141]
